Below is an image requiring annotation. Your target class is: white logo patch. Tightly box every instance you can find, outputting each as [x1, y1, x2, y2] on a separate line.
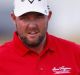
[52, 66, 71, 74]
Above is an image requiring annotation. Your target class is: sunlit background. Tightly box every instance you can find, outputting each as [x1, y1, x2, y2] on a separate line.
[0, 0, 80, 44]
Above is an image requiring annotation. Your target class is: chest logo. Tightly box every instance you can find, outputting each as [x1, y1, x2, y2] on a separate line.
[52, 66, 71, 74]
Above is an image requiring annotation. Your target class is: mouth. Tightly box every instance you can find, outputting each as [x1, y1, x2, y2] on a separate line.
[28, 31, 38, 35]
[27, 31, 40, 38]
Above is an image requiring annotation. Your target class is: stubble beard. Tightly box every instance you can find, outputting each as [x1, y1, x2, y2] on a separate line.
[17, 32, 46, 48]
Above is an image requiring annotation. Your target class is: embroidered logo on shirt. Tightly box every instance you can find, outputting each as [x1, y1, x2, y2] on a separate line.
[52, 66, 71, 74]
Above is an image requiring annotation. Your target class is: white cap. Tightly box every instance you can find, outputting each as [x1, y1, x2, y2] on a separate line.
[14, 0, 50, 17]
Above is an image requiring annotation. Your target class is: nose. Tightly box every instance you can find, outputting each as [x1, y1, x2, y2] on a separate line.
[27, 22, 38, 30]
[26, 15, 38, 28]
[27, 23, 39, 33]
[27, 17, 37, 27]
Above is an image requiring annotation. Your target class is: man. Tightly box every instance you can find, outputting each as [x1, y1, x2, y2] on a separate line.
[0, 0, 80, 75]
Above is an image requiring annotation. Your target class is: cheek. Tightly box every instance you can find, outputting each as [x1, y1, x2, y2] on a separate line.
[39, 20, 48, 32]
[16, 21, 26, 34]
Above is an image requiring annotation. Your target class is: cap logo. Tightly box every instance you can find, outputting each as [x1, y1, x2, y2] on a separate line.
[21, 0, 25, 2]
[28, 0, 41, 4]
[28, 0, 34, 4]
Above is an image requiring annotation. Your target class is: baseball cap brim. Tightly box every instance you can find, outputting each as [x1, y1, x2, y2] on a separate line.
[14, 7, 49, 17]
[14, 0, 49, 17]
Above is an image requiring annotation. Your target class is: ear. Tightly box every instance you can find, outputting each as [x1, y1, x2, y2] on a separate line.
[48, 11, 52, 20]
[10, 11, 17, 23]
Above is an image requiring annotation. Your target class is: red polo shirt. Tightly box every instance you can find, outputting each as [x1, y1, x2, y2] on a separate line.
[0, 32, 80, 75]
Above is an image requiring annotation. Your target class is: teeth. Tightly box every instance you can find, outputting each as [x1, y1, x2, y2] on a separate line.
[28, 32, 37, 34]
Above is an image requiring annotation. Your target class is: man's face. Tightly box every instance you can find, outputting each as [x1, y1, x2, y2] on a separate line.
[12, 12, 51, 48]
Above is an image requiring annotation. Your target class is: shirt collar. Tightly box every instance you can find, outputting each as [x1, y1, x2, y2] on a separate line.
[39, 33, 56, 56]
[13, 32, 29, 56]
[13, 32, 56, 56]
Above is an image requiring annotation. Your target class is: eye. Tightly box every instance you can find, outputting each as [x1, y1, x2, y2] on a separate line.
[37, 13, 45, 18]
[19, 15, 29, 21]
[19, 16, 26, 20]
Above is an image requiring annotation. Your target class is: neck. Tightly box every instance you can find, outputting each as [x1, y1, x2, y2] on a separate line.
[29, 36, 46, 54]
